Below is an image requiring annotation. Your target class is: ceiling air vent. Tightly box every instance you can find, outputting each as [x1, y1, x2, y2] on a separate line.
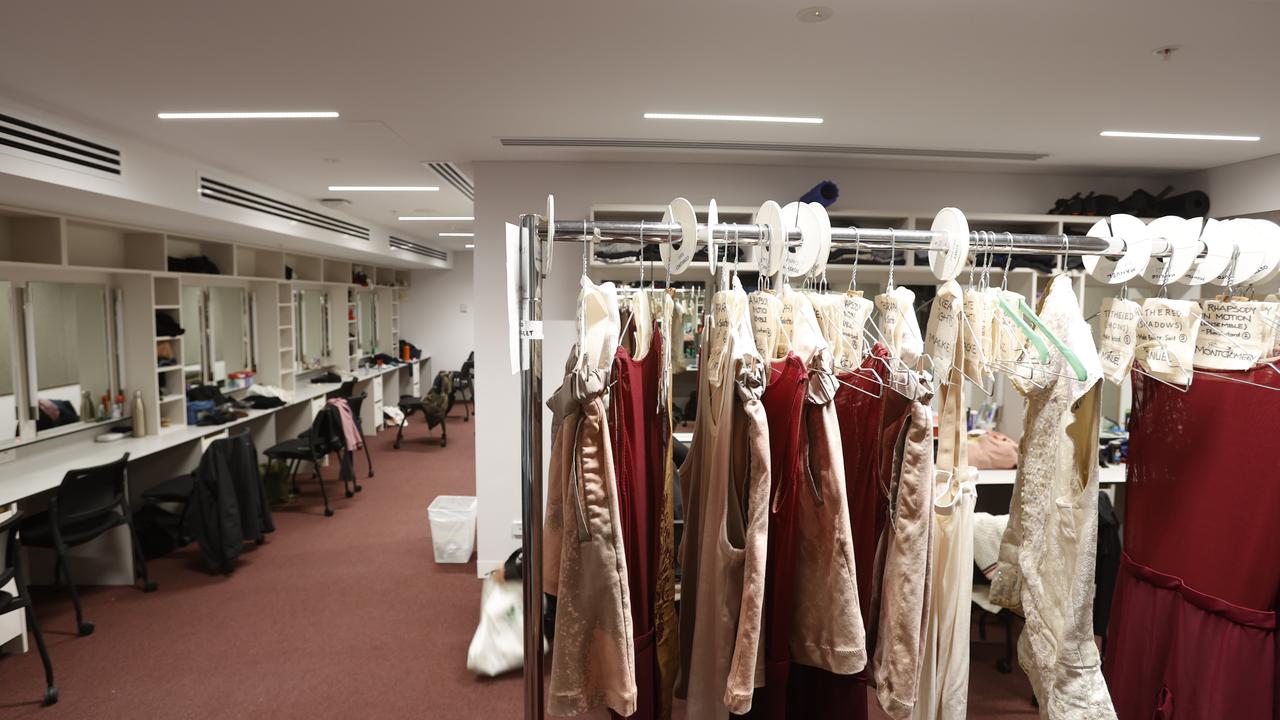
[498, 137, 1047, 162]
[424, 162, 474, 200]
[199, 177, 370, 240]
[0, 113, 122, 175]
[390, 235, 448, 261]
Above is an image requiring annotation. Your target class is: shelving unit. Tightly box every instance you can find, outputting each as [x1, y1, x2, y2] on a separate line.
[0, 210, 64, 264]
[0, 201, 426, 436]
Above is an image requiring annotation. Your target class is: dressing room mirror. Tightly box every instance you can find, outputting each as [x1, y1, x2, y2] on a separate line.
[181, 285, 205, 383]
[28, 281, 114, 434]
[208, 286, 250, 383]
[298, 289, 328, 370]
[357, 289, 377, 357]
[0, 281, 18, 446]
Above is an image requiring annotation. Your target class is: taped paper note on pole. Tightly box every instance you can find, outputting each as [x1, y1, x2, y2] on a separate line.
[506, 223, 521, 375]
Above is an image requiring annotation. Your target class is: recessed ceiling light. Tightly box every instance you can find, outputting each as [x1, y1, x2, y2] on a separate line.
[464, 243, 475, 249]
[796, 6, 834, 22]
[157, 111, 340, 119]
[644, 112, 823, 125]
[439, 232, 475, 237]
[1100, 130, 1260, 142]
[398, 215, 474, 221]
[327, 185, 438, 192]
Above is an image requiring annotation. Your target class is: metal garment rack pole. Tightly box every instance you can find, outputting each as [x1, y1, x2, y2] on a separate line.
[516, 214, 1170, 720]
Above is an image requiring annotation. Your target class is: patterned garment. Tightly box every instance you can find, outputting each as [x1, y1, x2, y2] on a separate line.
[989, 275, 1115, 719]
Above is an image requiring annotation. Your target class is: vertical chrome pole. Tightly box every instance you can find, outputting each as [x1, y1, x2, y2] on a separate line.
[519, 213, 545, 720]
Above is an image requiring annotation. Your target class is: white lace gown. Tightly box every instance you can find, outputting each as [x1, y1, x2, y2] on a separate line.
[989, 275, 1117, 719]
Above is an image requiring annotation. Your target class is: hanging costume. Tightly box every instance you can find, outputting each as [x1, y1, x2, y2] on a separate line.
[989, 275, 1115, 719]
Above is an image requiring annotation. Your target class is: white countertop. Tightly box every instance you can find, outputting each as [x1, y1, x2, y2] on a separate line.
[0, 381, 344, 506]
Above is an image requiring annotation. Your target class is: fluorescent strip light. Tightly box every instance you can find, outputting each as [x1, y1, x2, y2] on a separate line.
[328, 185, 438, 192]
[464, 244, 475, 249]
[439, 232, 475, 237]
[1100, 130, 1260, 142]
[157, 111, 340, 119]
[398, 215, 474, 221]
[644, 112, 823, 125]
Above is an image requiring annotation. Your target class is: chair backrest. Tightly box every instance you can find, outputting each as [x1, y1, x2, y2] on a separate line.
[307, 405, 346, 455]
[347, 391, 368, 418]
[55, 453, 130, 526]
[461, 351, 474, 377]
[327, 379, 356, 400]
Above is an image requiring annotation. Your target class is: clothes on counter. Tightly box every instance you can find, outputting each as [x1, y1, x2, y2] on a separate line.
[36, 398, 80, 430]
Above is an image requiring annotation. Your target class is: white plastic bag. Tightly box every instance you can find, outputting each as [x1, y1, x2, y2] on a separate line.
[466, 571, 530, 676]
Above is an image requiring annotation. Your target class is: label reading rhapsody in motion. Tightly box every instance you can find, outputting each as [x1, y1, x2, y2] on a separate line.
[1098, 297, 1141, 384]
[1193, 300, 1280, 370]
[925, 281, 962, 381]
[1135, 298, 1201, 385]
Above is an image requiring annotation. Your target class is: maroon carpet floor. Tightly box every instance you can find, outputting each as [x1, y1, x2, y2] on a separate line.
[0, 411, 1040, 719]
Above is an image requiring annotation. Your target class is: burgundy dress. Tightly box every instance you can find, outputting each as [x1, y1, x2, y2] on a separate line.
[787, 344, 894, 719]
[739, 353, 808, 720]
[610, 328, 668, 720]
[1105, 366, 1280, 719]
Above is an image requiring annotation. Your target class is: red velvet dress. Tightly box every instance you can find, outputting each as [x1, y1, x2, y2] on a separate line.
[610, 330, 667, 720]
[1104, 366, 1280, 719]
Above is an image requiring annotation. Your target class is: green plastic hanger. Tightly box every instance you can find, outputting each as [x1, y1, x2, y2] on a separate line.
[994, 295, 1050, 364]
[1016, 295, 1088, 381]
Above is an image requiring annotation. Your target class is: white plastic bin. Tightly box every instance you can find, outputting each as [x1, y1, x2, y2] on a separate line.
[429, 495, 477, 563]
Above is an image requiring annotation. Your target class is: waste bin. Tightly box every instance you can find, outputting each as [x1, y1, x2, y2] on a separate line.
[429, 495, 477, 563]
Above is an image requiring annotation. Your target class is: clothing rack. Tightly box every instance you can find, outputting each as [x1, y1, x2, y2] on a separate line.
[513, 213, 1180, 720]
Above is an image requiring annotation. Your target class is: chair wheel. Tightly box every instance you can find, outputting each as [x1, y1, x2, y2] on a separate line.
[78, 622, 95, 637]
[354, 483, 363, 492]
[393, 441, 401, 449]
[441, 438, 447, 448]
[996, 658, 1012, 674]
[367, 471, 374, 478]
[142, 581, 158, 593]
[345, 490, 354, 498]
[324, 508, 335, 517]
[44, 686, 58, 706]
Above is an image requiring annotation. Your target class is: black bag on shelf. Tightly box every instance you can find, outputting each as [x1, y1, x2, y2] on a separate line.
[155, 311, 185, 337]
[168, 255, 221, 274]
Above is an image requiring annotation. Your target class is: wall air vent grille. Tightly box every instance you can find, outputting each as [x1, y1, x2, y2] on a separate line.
[198, 177, 370, 240]
[389, 235, 448, 261]
[425, 162, 474, 200]
[0, 113, 122, 175]
[498, 137, 1047, 162]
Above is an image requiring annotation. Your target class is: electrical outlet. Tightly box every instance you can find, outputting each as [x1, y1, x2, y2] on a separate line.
[511, 520, 523, 538]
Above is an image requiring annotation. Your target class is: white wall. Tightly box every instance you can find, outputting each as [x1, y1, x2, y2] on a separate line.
[1171, 152, 1280, 218]
[403, 251, 475, 376]
[470, 159, 1162, 575]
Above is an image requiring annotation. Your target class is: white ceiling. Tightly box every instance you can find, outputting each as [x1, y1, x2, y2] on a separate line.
[3, 0, 1280, 248]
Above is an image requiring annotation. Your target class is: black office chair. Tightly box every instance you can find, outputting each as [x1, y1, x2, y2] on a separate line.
[298, 393, 373, 479]
[1, 511, 57, 706]
[20, 453, 156, 638]
[265, 406, 354, 517]
[395, 371, 453, 449]
[452, 351, 475, 421]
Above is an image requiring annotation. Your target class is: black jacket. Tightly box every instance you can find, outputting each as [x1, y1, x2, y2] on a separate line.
[313, 405, 357, 484]
[184, 433, 275, 572]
